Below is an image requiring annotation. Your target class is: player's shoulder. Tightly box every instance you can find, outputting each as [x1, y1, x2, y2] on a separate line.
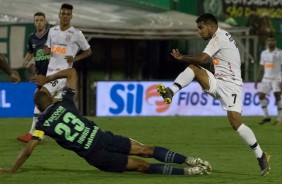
[50, 25, 60, 32]
[68, 26, 83, 35]
[216, 28, 229, 38]
[27, 32, 36, 39]
[261, 49, 268, 55]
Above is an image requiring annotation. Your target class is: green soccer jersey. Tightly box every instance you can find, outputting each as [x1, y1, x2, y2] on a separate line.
[35, 87, 102, 156]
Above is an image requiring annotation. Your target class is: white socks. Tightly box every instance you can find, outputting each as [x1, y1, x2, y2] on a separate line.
[29, 106, 40, 134]
[237, 124, 263, 158]
[170, 67, 195, 94]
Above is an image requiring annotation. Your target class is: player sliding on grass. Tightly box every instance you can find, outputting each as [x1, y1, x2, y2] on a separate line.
[157, 13, 270, 176]
[0, 68, 211, 176]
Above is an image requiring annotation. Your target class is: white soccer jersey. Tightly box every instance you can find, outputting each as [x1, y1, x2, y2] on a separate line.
[46, 25, 90, 75]
[203, 28, 242, 85]
[260, 48, 282, 82]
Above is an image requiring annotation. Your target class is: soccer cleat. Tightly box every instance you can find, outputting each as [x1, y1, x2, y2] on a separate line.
[184, 165, 212, 175]
[272, 120, 281, 126]
[259, 117, 271, 125]
[16, 133, 32, 143]
[258, 152, 270, 176]
[157, 84, 174, 104]
[185, 157, 211, 167]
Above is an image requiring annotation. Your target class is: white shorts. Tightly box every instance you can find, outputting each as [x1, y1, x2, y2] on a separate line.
[43, 78, 66, 99]
[258, 81, 281, 94]
[204, 69, 242, 113]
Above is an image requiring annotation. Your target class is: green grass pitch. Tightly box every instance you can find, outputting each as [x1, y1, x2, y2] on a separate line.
[0, 116, 282, 184]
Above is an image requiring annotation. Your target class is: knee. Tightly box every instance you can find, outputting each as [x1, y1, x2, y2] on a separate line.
[258, 93, 265, 100]
[138, 146, 154, 157]
[135, 160, 150, 173]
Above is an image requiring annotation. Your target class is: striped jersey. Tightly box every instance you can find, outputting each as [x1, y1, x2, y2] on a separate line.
[260, 48, 282, 82]
[26, 29, 50, 75]
[45, 25, 90, 75]
[203, 28, 242, 85]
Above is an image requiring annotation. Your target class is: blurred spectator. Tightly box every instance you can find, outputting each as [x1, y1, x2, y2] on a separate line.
[257, 12, 275, 52]
[224, 12, 238, 26]
[246, 7, 259, 35]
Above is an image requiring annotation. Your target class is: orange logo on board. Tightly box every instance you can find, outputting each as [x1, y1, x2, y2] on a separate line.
[145, 85, 170, 113]
[51, 46, 66, 55]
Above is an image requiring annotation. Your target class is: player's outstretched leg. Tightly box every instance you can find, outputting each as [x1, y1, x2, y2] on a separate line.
[157, 84, 174, 104]
[152, 147, 211, 167]
[147, 164, 211, 175]
[258, 152, 270, 176]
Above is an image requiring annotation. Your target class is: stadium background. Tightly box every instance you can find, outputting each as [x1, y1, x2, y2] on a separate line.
[1, 0, 281, 117]
[1, 1, 282, 184]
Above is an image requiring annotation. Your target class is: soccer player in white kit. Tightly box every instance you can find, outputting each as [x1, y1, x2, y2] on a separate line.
[19, 3, 92, 142]
[157, 13, 270, 176]
[254, 35, 282, 125]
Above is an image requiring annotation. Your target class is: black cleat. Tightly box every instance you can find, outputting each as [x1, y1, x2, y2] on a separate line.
[157, 84, 174, 104]
[259, 118, 271, 125]
[258, 152, 270, 176]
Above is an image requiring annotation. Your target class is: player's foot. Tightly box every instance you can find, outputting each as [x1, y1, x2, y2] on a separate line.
[157, 84, 174, 104]
[258, 152, 270, 176]
[16, 133, 32, 143]
[184, 165, 212, 175]
[272, 120, 281, 126]
[185, 157, 211, 167]
[259, 117, 271, 125]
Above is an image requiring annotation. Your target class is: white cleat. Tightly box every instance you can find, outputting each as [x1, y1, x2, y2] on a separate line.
[186, 157, 211, 167]
[184, 165, 212, 175]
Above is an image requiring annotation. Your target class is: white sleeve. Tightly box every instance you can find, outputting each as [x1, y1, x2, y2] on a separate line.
[203, 37, 220, 57]
[259, 52, 264, 65]
[77, 31, 90, 51]
[45, 29, 52, 48]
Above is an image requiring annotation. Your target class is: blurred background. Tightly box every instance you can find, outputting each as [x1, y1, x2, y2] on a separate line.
[0, 0, 280, 117]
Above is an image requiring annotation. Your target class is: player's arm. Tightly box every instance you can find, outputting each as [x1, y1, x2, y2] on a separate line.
[171, 49, 211, 64]
[0, 53, 21, 83]
[0, 131, 43, 174]
[22, 52, 33, 68]
[31, 68, 76, 90]
[65, 48, 92, 64]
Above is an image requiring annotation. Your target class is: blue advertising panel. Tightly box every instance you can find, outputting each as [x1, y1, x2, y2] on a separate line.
[0, 82, 36, 117]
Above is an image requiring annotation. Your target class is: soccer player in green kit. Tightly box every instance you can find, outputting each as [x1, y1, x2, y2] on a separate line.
[0, 68, 211, 176]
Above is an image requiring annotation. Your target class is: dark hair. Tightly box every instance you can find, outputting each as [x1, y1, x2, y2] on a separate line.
[34, 91, 52, 112]
[196, 13, 218, 25]
[61, 3, 73, 10]
[267, 34, 275, 39]
[34, 12, 45, 18]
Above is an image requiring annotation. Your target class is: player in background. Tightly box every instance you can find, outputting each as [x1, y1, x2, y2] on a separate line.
[0, 53, 21, 83]
[17, 3, 92, 143]
[0, 68, 211, 176]
[17, 12, 51, 142]
[157, 13, 270, 176]
[254, 35, 282, 125]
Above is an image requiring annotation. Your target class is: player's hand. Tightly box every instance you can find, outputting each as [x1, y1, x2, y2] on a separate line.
[43, 47, 51, 55]
[0, 168, 13, 174]
[171, 49, 183, 60]
[65, 56, 75, 64]
[9, 70, 21, 83]
[22, 60, 29, 68]
[31, 75, 49, 86]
